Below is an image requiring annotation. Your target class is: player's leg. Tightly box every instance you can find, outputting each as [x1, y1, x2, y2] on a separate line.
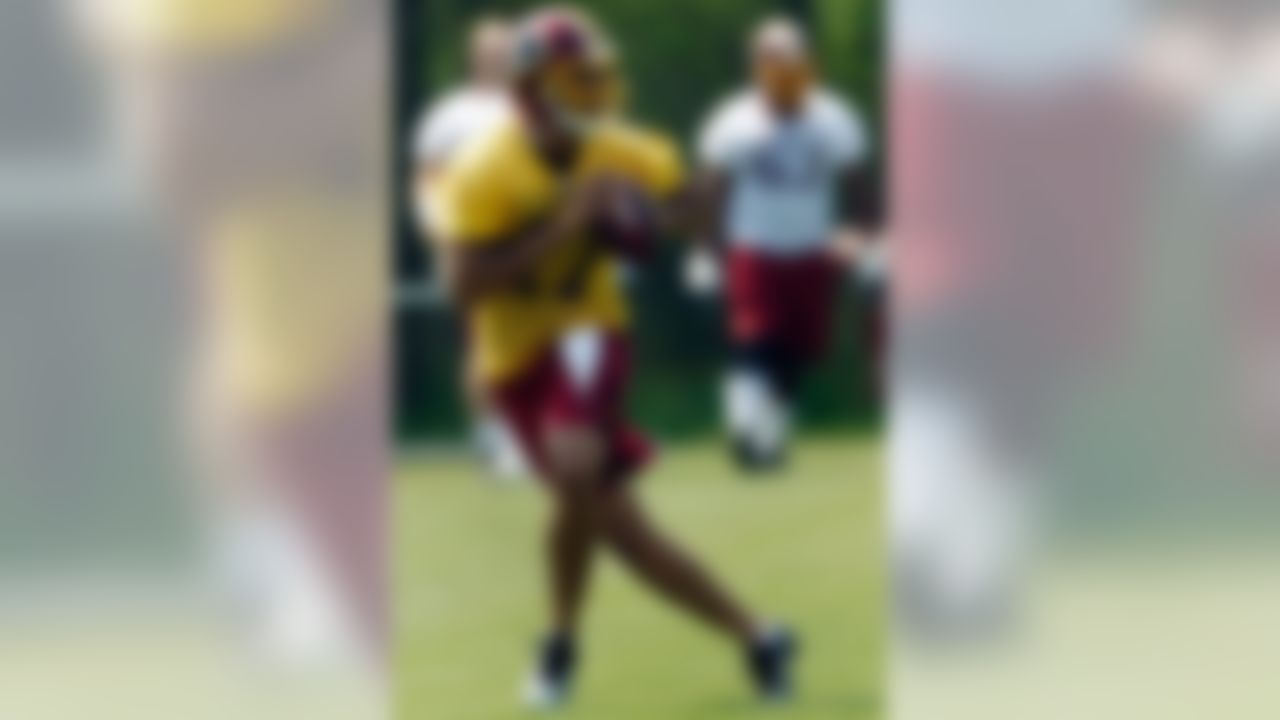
[727, 251, 842, 472]
[724, 250, 796, 471]
[528, 329, 796, 703]
[597, 486, 756, 640]
[523, 422, 609, 708]
[725, 337, 800, 471]
[543, 425, 607, 635]
[487, 355, 600, 707]
[597, 487, 798, 700]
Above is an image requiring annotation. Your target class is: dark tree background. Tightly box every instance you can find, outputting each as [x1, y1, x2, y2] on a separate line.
[396, 0, 884, 441]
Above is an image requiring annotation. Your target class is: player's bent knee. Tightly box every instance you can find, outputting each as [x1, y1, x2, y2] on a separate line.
[545, 425, 607, 501]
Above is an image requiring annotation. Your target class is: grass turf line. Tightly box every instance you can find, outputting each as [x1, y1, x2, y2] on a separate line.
[397, 435, 882, 720]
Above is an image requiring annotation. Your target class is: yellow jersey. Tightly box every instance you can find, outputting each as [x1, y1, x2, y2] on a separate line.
[429, 118, 683, 384]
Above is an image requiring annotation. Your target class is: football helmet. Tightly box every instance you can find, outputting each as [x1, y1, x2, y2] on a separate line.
[511, 7, 625, 134]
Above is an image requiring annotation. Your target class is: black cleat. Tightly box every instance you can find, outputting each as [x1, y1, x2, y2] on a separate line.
[523, 632, 577, 709]
[746, 627, 799, 702]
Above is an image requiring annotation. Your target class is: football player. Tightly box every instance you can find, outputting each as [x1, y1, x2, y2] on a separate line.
[428, 7, 796, 709]
[691, 17, 882, 471]
[410, 17, 530, 482]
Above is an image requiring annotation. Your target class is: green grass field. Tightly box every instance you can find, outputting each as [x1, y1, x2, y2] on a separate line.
[396, 434, 882, 720]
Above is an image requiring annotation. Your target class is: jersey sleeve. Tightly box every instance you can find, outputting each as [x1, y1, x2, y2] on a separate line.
[639, 132, 684, 197]
[427, 152, 514, 245]
[697, 98, 746, 170]
[824, 95, 870, 169]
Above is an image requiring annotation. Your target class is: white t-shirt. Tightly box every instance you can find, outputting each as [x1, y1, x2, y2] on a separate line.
[699, 88, 868, 255]
[413, 86, 511, 166]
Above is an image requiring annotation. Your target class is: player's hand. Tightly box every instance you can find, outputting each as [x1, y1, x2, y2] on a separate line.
[829, 226, 890, 286]
[828, 226, 868, 268]
[554, 174, 628, 239]
[593, 179, 662, 262]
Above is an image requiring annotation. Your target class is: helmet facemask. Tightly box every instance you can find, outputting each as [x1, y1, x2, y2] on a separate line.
[513, 9, 625, 137]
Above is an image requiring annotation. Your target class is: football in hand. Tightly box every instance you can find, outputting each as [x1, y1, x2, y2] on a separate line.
[591, 181, 661, 263]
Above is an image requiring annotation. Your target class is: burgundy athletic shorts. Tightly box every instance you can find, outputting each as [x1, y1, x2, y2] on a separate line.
[727, 247, 841, 363]
[491, 331, 653, 486]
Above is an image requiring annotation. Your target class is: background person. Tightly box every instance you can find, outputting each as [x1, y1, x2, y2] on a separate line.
[694, 17, 883, 471]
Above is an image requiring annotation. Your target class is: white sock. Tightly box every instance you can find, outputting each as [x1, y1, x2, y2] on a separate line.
[724, 371, 771, 440]
[724, 370, 792, 456]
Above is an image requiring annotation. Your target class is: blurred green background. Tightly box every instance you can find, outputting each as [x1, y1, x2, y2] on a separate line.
[396, 0, 884, 441]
